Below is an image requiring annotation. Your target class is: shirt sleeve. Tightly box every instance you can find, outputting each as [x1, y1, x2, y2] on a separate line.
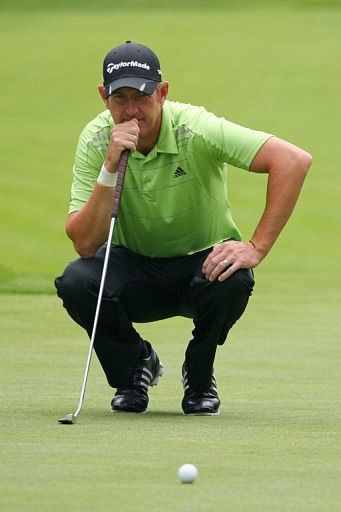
[187, 106, 272, 170]
[219, 118, 272, 170]
[69, 128, 104, 214]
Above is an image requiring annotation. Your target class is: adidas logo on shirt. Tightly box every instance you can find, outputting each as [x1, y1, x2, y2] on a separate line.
[173, 167, 187, 178]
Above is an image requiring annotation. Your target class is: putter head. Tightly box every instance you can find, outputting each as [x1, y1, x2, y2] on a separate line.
[58, 413, 76, 425]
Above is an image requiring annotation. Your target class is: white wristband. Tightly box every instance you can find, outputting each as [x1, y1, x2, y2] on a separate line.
[97, 164, 118, 187]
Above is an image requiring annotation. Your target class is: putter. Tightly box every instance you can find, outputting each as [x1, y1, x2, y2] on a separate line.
[58, 149, 130, 425]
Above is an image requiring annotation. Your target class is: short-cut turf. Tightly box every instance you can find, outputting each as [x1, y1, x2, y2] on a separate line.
[1, 293, 340, 511]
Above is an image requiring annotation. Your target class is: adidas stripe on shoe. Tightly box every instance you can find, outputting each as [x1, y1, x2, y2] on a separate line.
[111, 348, 164, 413]
[181, 363, 220, 416]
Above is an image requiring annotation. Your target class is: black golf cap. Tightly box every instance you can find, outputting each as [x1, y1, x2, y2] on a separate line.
[103, 41, 162, 98]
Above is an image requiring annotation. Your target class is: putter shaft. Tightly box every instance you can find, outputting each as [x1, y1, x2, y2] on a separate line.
[58, 150, 129, 425]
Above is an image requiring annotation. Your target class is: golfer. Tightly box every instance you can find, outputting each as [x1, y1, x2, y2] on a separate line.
[55, 41, 312, 415]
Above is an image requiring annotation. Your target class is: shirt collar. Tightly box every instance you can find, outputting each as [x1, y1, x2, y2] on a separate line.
[155, 101, 178, 155]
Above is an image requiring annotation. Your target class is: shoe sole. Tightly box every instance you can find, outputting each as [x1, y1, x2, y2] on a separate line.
[183, 411, 220, 416]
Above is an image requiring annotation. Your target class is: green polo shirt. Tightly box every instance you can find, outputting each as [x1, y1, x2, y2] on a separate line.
[70, 101, 271, 257]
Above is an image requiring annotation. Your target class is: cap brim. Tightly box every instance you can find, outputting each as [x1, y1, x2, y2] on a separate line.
[105, 77, 158, 98]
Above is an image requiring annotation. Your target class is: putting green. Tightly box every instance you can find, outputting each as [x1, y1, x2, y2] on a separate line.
[1, 293, 340, 511]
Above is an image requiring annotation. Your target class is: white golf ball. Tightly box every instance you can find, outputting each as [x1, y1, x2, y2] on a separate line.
[178, 463, 198, 484]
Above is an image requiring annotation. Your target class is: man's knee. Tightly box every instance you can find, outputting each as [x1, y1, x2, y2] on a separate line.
[217, 268, 255, 300]
[192, 268, 254, 305]
[55, 259, 95, 303]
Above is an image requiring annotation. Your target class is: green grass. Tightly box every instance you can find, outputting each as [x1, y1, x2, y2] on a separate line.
[1, 293, 340, 511]
[0, 1, 340, 510]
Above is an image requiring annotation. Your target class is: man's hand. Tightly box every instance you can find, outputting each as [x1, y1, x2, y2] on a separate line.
[202, 240, 263, 281]
[104, 119, 139, 172]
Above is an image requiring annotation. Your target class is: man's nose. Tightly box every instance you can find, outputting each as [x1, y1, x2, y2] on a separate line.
[125, 98, 138, 116]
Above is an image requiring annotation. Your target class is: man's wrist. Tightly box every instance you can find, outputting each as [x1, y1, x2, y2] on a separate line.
[97, 164, 117, 187]
[248, 239, 268, 261]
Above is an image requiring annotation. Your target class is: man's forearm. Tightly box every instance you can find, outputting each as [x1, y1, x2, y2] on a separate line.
[250, 147, 312, 259]
[66, 184, 116, 258]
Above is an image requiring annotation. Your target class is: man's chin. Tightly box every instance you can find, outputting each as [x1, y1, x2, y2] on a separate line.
[137, 122, 150, 137]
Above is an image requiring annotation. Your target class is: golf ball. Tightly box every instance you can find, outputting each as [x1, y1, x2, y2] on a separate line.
[178, 463, 198, 484]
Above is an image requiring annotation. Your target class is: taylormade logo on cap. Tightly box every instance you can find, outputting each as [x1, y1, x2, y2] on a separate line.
[103, 41, 162, 98]
[106, 61, 151, 74]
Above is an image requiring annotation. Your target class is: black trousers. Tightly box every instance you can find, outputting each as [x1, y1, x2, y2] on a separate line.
[55, 244, 254, 391]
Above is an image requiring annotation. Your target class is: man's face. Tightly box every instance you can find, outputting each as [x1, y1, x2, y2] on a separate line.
[103, 83, 168, 143]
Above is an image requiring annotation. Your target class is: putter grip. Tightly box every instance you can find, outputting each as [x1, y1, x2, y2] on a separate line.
[112, 149, 130, 218]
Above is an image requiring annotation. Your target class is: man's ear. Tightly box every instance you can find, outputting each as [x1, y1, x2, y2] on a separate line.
[98, 85, 107, 105]
[159, 81, 169, 106]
